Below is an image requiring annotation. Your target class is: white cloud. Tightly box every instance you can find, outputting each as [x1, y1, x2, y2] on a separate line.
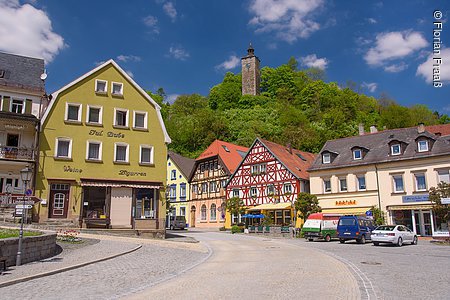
[167, 46, 189, 61]
[117, 55, 141, 63]
[215, 55, 240, 71]
[364, 31, 427, 67]
[143, 15, 159, 34]
[166, 94, 179, 104]
[94, 60, 106, 67]
[384, 62, 408, 73]
[362, 82, 377, 93]
[367, 18, 377, 24]
[248, 0, 324, 43]
[299, 54, 328, 70]
[163, 2, 177, 22]
[126, 70, 134, 78]
[416, 48, 450, 84]
[0, 1, 65, 63]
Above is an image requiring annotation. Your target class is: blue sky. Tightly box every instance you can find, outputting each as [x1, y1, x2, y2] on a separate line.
[1, 0, 449, 113]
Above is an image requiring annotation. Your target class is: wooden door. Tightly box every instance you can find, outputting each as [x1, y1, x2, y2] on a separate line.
[49, 183, 70, 218]
[190, 206, 196, 227]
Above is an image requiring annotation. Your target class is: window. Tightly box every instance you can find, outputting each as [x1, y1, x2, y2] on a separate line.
[357, 175, 366, 191]
[339, 178, 348, 192]
[6, 134, 19, 147]
[111, 82, 123, 96]
[232, 189, 239, 198]
[353, 149, 362, 160]
[220, 203, 225, 221]
[192, 184, 198, 194]
[11, 99, 24, 114]
[95, 79, 107, 93]
[210, 181, 216, 192]
[210, 204, 217, 221]
[437, 170, 450, 184]
[140, 145, 153, 164]
[415, 173, 427, 191]
[133, 111, 147, 129]
[267, 184, 275, 195]
[260, 164, 267, 173]
[86, 141, 102, 161]
[114, 143, 129, 163]
[418, 140, 429, 152]
[114, 108, 129, 127]
[393, 175, 404, 192]
[251, 165, 259, 174]
[171, 170, 177, 180]
[283, 183, 292, 194]
[221, 180, 227, 188]
[169, 185, 176, 199]
[391, 144, 401, 155]
[202, 182, 208, 193]
[250, 186, 257, 197]
[55, 138, 72, 159]
[323, 179, 331, 193]
[201, 204, 207, 221]
[87, 106, 102, 124]
[180, 184, 186, 198]
[180, 207, 186, 216]
[65, 103, 82, 122]
[322, 153, 331, 164]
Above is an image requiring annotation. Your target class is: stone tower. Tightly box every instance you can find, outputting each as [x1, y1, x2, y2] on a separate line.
[241, 43, 260, 95]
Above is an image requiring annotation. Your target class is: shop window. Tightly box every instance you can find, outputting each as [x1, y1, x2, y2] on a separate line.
[83, 187, 107, 219]
[201, 204, 207, 221]
[87, 106, 102, 124]
[134, 189, 156, 219]
[210, 204, 217, 221]
[133, 111, 147, 129]
[86, 141, 102, 161]
[95, 79, 107, 93]
[415, 173, 427, 191]
[284, 210, 292, 226]
[323, 179, 331, 193]
[357, 175, 366, 191]
[275, 210, 283, 225]
[339, 178, 347, 192]
[114, 108, 129, 127]
[111, 82, 123, 96]
[55, 138, 72, 159]
[393, 175, 404, 193]
[65, 103, 82, 122]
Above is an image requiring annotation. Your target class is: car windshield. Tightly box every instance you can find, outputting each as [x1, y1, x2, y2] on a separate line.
[375, 225, 395, 231]
[339, 218, 356, 226]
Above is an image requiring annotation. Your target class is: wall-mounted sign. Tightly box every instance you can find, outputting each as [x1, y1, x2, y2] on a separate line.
[441, 198, 450, 205]
[64, 165, 83, 173]
[402, 195, 429, 203]
[89, 130, 125, 138]
[119, 170, 147, 177]
[335, 200, 357, 206]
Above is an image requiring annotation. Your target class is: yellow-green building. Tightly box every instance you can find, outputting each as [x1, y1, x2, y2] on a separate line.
[167, 151, 195, 227]
[36, 60, 170, 232]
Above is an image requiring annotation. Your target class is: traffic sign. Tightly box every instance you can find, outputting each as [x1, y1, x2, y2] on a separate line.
[16, 204, 33, 209]
[365, 210, 373, 216]
[25, 189, 33, 196]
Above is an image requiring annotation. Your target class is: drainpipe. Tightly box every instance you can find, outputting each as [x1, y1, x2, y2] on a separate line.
[374, 164, 382, 220]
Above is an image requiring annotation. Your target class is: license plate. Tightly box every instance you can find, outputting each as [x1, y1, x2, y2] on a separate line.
[344, 232, 351, 235]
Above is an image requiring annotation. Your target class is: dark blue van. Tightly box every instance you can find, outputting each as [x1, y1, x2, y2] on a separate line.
[337, 216, 375, 244]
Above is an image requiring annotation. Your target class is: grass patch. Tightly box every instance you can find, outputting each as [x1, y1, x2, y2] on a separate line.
[0, 228, 42, 239]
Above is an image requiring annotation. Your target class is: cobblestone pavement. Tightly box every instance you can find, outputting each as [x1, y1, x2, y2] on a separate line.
[127, 232, 360, 300]
[0, 233, 209, 300]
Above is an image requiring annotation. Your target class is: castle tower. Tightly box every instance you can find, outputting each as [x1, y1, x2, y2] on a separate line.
[241, 43, 261, 95]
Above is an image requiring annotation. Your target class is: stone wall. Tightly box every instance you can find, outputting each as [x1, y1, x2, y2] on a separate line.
[0, 232, 57, 267]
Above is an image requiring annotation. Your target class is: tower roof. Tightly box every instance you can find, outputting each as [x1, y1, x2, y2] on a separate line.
[247, 43, 255, 56]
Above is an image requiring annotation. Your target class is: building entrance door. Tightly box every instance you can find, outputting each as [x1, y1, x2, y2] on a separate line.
[190, 206, 196, 227]
[413, 210, 433, 236]
[49, 183, 70, 218]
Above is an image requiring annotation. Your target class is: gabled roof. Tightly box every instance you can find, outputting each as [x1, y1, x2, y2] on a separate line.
[196, 140, 248, 174]
[168, 151, 195, 179]
[40, 59, 171, 143]
[309, 124, 450, 171]
[258, 138, 316, 180]
[0, 51, 45, 94]
[426, 124, 450, 137]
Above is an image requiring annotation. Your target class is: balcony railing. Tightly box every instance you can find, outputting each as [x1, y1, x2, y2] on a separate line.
[0, 146, 35, 161]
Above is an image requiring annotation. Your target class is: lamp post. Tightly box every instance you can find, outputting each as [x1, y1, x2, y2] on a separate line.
[16, 165, 33, 266]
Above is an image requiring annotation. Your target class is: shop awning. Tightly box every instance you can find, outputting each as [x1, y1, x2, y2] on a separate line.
[80, 179, 161, 189]
[247, 202, 292, 211]
[388, 204, 434, 211]
[321, 207, 372, 215]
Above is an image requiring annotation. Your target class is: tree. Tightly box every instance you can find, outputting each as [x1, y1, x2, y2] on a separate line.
[429, 182, 450, 240]
[370, 206, 385, 226]
[225, 197, 245, 225]
[294, 193, 321, 222]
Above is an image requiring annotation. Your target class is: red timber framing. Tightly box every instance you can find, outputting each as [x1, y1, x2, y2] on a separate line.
[226, 139, 310, 206]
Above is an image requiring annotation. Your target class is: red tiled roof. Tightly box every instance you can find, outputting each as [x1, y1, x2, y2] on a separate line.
[197, 140, 248, 173]
[426, 124, 450, 137]
[259, 138, 317, 180]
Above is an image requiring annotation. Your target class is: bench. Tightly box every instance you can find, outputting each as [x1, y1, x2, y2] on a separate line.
[84, 218, 111, 229]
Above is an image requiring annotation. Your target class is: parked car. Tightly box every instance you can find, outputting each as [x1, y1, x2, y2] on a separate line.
[337, 215, 375, 244]
[302, 213, 341, 242]
[168, 216, 186, 230]
[371, 225, 418, 246]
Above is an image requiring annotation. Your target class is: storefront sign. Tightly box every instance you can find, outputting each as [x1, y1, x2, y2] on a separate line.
[89, 130, 125, 138]
[64, 165, 83, 173]
[402, 195, 429, 203]
[441, 198, 450, 204]
[119, 170, 147, 177]
[335, 200, 357, 206]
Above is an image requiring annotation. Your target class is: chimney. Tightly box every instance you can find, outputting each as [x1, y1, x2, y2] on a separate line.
[286, 143, 292, 154]
[358, 123, 365, 136]
[417, 123, 425, 133]
[370, 125, 378, 134]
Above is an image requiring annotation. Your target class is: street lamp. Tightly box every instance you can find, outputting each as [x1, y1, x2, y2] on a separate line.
[16, 165, 33, 266]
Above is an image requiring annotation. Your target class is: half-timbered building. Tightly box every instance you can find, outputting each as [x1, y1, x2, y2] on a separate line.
[189, 140, 248, 228]
[226, 138, 316, 227]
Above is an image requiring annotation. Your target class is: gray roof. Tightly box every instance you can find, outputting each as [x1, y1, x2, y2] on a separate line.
[0, 51, 45, 93]
[168, 151, 196, 178]
[309, 125, 450, 171]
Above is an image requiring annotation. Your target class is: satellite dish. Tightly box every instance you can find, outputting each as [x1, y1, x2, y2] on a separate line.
[40, 72, 47, 81]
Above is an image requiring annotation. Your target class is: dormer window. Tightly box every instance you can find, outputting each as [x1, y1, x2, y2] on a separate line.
[391, 144, 401, 155]
[322, 153, 331, 164]
[353, 149, 362, 160]
[418, 140, 429, 152]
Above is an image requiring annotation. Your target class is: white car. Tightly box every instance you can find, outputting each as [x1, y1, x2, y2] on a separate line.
[371, 225, 418, 247]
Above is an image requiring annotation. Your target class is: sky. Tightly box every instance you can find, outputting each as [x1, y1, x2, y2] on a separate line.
[1, 0, 449, 113]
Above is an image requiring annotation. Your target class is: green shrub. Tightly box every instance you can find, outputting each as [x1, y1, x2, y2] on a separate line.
[231, 225, 243, 234]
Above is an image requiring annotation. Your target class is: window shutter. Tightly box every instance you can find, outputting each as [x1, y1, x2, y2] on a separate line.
[2, 96, 10, 111]
[25, 99, 33, 114]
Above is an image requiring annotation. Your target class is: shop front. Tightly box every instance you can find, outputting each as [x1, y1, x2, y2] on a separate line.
[247, 202, 293, 226]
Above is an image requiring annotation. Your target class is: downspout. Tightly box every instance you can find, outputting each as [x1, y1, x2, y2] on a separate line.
[375, 164, 382, 220]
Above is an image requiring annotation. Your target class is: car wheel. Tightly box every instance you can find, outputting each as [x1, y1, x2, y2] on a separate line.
[358, 235, 366, 244]
[339, 239, 345, 244]
[308, 238, 313, 242]
[412, 236, 418, 245]
[325, 235, 331, 242]
[397, 237, 403, 247]
[373, 242, 379, 246]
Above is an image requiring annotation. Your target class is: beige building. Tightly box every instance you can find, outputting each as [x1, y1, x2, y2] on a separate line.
[309, 124, 450, 238]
